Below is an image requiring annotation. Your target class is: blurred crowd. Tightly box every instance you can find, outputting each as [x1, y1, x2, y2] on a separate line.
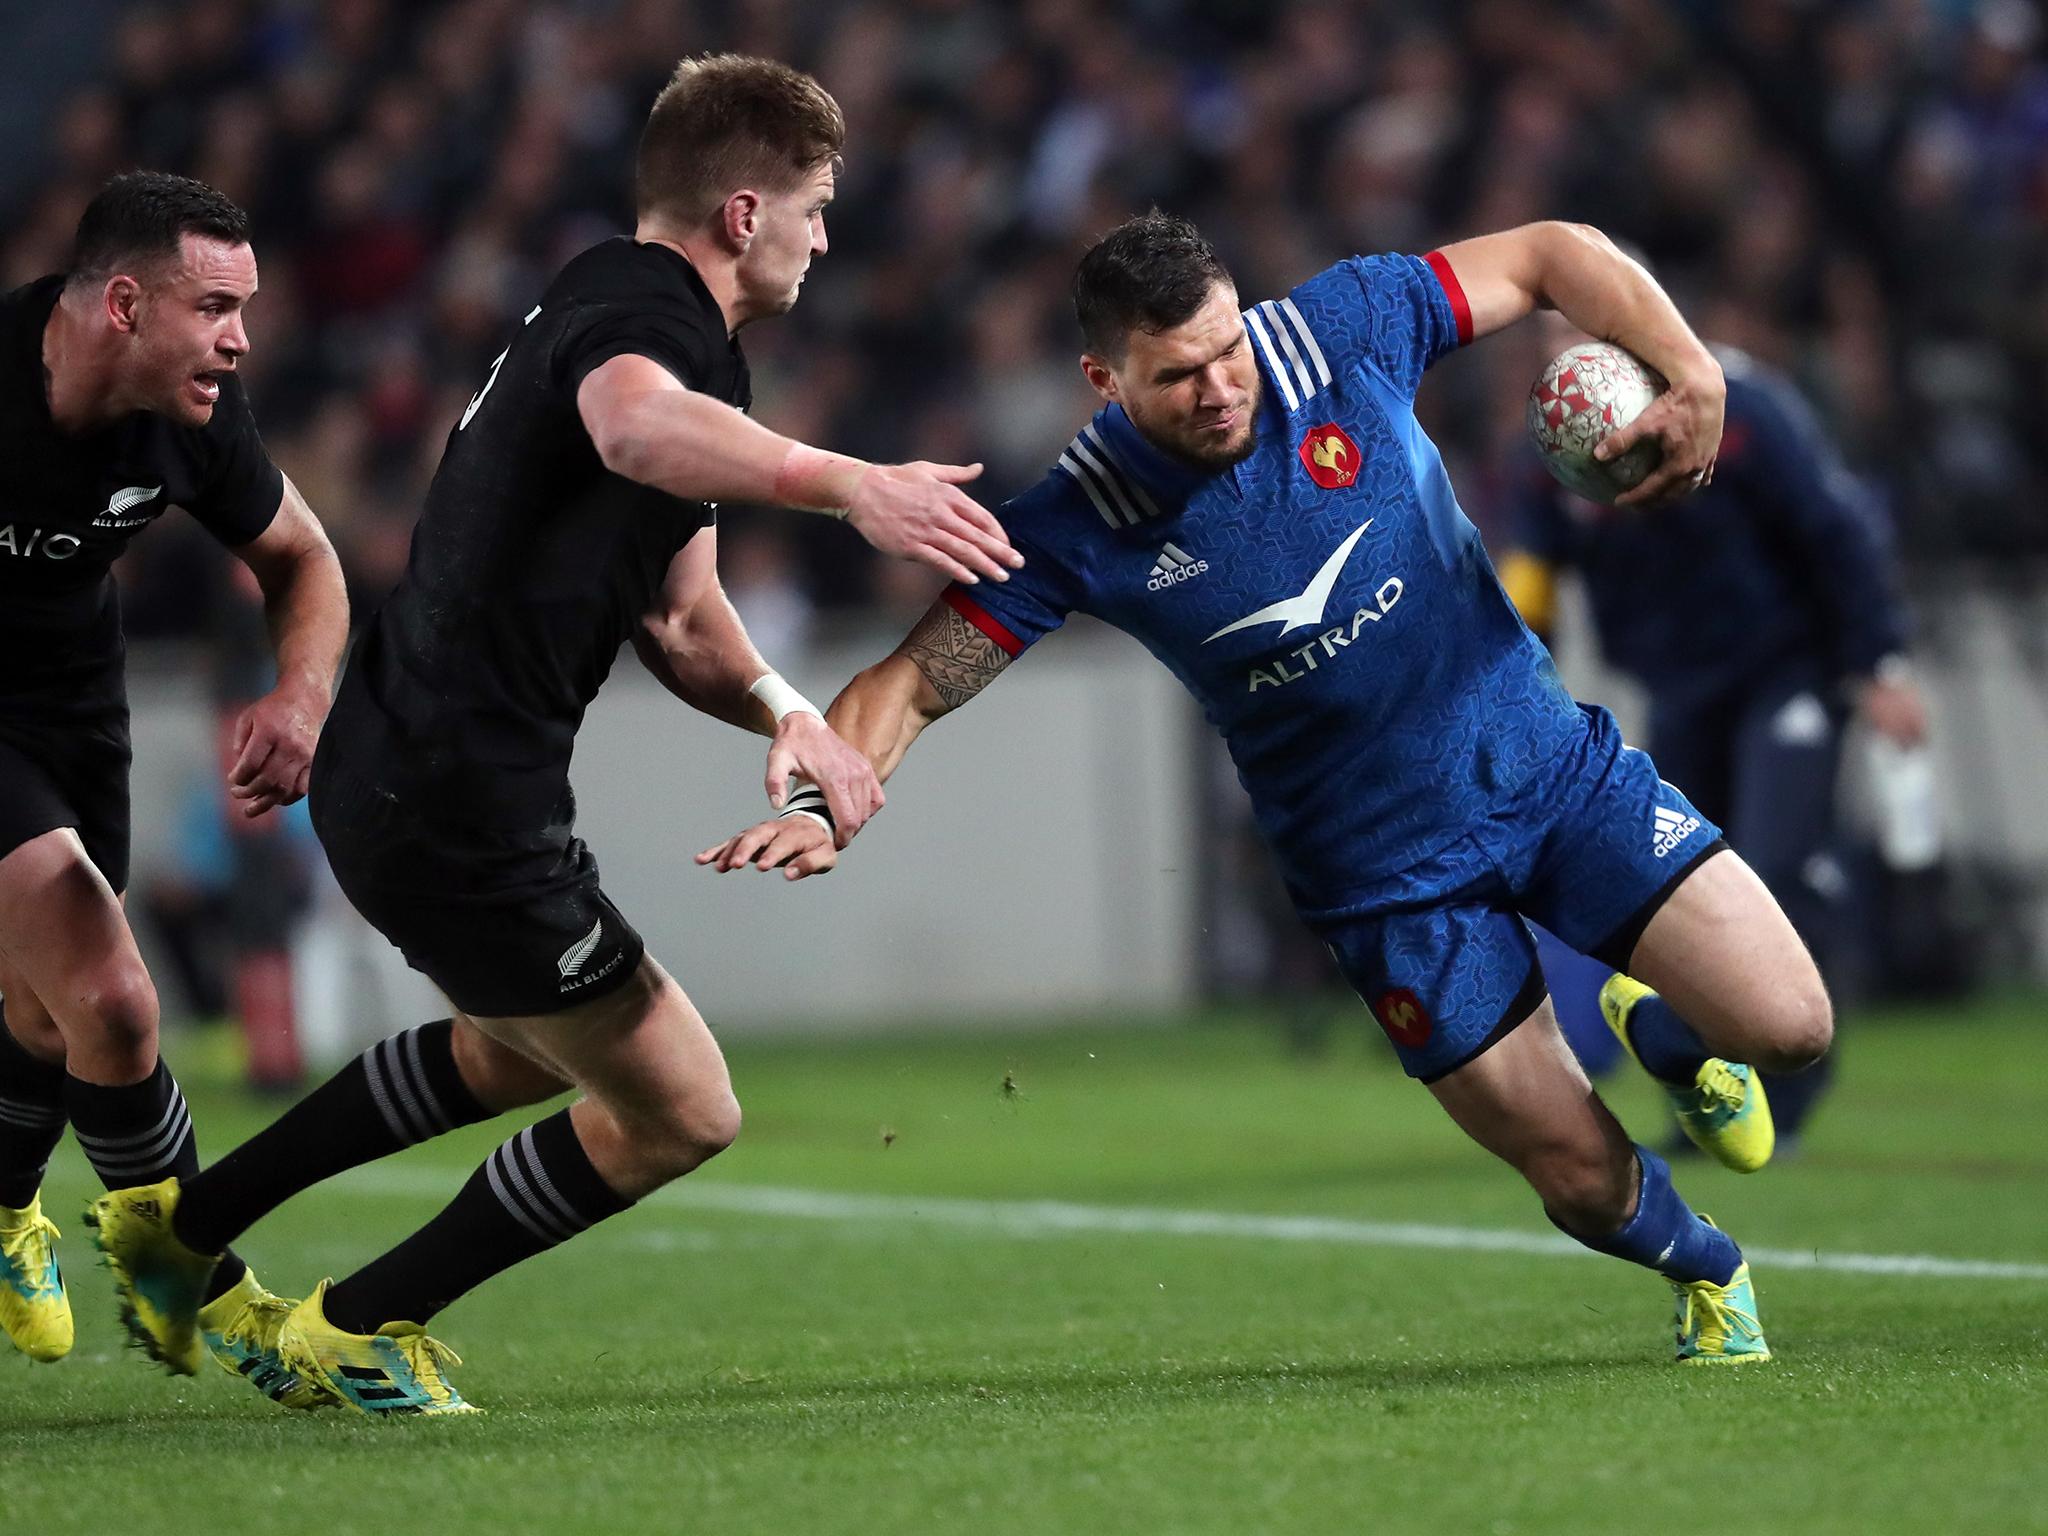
[5, 0, 2047, 643]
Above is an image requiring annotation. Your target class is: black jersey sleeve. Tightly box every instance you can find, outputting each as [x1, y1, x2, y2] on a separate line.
[183, 374, 284, 546]
[553, 300, 725, 399]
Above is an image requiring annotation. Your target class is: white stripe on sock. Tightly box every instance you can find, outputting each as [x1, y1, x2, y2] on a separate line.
[362, 1044, 417, 1144]
[401, 1029, 450, 1135]
[509, 1127, 587, 1235]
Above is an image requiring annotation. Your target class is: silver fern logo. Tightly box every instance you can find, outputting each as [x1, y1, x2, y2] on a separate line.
[557, 919, 603, 978]
[93, 484, 163, 529]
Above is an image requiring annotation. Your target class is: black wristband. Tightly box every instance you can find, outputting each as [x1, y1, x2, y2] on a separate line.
[778, 785, 835, 832]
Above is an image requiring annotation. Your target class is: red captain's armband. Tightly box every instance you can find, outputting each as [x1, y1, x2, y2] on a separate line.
[941, 586, 1025, 657]
[1423, 250, 1474, 346]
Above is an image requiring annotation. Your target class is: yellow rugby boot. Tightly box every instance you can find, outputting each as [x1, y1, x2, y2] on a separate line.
[1601, 974, 1775, 1173]
[0, 1194, 72, 1362]
[278, 1279, 479, 1417]
[199, 1268, 336, 1410]
[1672, 1241, 1772, 1365]
[83, 1177, 214, 1374]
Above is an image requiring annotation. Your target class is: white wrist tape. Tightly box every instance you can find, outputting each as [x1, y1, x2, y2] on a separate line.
[749, 671, 821, 724]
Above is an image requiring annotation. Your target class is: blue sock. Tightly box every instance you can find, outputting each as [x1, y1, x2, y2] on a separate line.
[1623, 989, 1712, 1085]
[1553, 1145, 1741, 1285]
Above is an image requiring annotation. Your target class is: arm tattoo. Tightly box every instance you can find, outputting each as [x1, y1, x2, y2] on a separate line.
[899, 602, 1013, 713]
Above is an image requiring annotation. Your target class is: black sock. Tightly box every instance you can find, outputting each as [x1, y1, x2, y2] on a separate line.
[323, 1109, 630, 1333]
[0, 1010, 66, 1210]
[174, 1020, 489, 1257]
[67, 1058, 248, 1302]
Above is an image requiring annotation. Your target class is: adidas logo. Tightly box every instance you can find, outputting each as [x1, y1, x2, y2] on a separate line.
[1652, 805, 1701, 859]
[1147, 542, 1209, 591]
[237, 1355, 308, 1403]
[337, 1362, 426, 1410]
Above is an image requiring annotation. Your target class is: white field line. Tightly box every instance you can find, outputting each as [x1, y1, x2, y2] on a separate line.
[327, 1165, 2048, 1283]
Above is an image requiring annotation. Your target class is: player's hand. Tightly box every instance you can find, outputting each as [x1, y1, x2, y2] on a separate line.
[845, 462, 1024, 585]
[764, 712, 883, 846]
[1600, 355, 1725, 510]
[225, 681, 325, 818]
[1855, 672, 1930, 748]
[695, 817, 839, 880]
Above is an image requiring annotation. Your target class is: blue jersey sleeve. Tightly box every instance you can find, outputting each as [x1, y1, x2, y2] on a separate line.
[937, 480, 1083, 657]
[1292, 252, 1471, 402]
[1729, 369, 1911, 675]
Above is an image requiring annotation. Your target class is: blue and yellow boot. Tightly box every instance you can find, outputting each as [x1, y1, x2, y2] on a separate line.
[200, 1268, 336, 1410]
[1673, 1234, 1771, 1364]
[1601, 974, 1775, 1173]
[0, 1193, 72, 1363]
[83, 1177, 214, 1374]
[278, 1279, 479, 1417]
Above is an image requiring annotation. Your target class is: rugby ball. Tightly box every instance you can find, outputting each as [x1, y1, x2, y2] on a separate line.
[1526, 341, 1664, 504]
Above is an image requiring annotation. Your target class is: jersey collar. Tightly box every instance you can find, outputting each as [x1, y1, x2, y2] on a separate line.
[1094, 402, 1225, 516]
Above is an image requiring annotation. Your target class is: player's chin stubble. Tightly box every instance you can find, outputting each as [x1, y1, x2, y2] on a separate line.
[1171, 414, 1259, 473]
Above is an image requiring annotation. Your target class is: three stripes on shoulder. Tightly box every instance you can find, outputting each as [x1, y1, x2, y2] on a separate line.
[1057, 294, 1333, 530]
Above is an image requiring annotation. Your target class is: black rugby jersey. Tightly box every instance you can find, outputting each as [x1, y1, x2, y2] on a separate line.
[332, 238, 749, 823]
[0, 276, 283, 717]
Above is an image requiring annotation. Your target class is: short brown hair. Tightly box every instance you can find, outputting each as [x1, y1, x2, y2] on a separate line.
[68, 172, 251, 289]
[1073, 210, 1232, 360]
[636, 54, 845, 227]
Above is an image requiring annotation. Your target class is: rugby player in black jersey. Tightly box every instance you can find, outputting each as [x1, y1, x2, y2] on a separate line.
[0, 174, 347, 1399]
[90, 55, 1023, 1415]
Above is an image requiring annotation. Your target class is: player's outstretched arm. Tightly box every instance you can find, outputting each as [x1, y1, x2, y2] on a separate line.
[1435, 222, 1724, 509]
[577, 354, 1023, 584]
[695, 596, 1017, 879]
[224, 474, 349, 817]
[635, 532, 883, 841]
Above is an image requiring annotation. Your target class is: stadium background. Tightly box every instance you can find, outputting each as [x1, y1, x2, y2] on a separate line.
[3, 0, 2046, 1039]
[4, 6, 2045, 1531]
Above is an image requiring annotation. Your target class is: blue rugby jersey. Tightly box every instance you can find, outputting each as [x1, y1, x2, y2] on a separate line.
[947, 253, 1584, 918]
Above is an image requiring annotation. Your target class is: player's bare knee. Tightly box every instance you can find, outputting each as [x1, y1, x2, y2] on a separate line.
[681, 1090, 743, 1163]
[644, 1091, 742, 1180]
[1757, 975, 1833, 1074]
[74, 960, 160, 1063]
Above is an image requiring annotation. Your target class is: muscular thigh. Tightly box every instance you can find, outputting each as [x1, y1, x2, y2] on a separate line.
[0, 828, 149, 1017]
[1623, 847, 1826, 1064]
[1427, 995, 1632, 1185]
[0, 828, 155, 1078]
[460, 954, 733, 1130]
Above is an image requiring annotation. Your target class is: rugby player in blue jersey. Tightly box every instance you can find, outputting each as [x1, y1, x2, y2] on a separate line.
[705, 213, 1834, 1364]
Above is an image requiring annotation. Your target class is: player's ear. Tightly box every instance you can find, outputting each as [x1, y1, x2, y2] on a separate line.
[103, 275, 143, 335]
[1079, 353, 1118, 403]
[721, 190, 760, 251]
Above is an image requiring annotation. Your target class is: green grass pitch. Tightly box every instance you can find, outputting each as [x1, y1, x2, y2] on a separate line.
[5, 996, 2043, 1535]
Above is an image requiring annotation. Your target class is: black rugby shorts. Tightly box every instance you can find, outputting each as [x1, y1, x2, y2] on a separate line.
[0, 715, 132, 891]
[310, 765, 645, 1018]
